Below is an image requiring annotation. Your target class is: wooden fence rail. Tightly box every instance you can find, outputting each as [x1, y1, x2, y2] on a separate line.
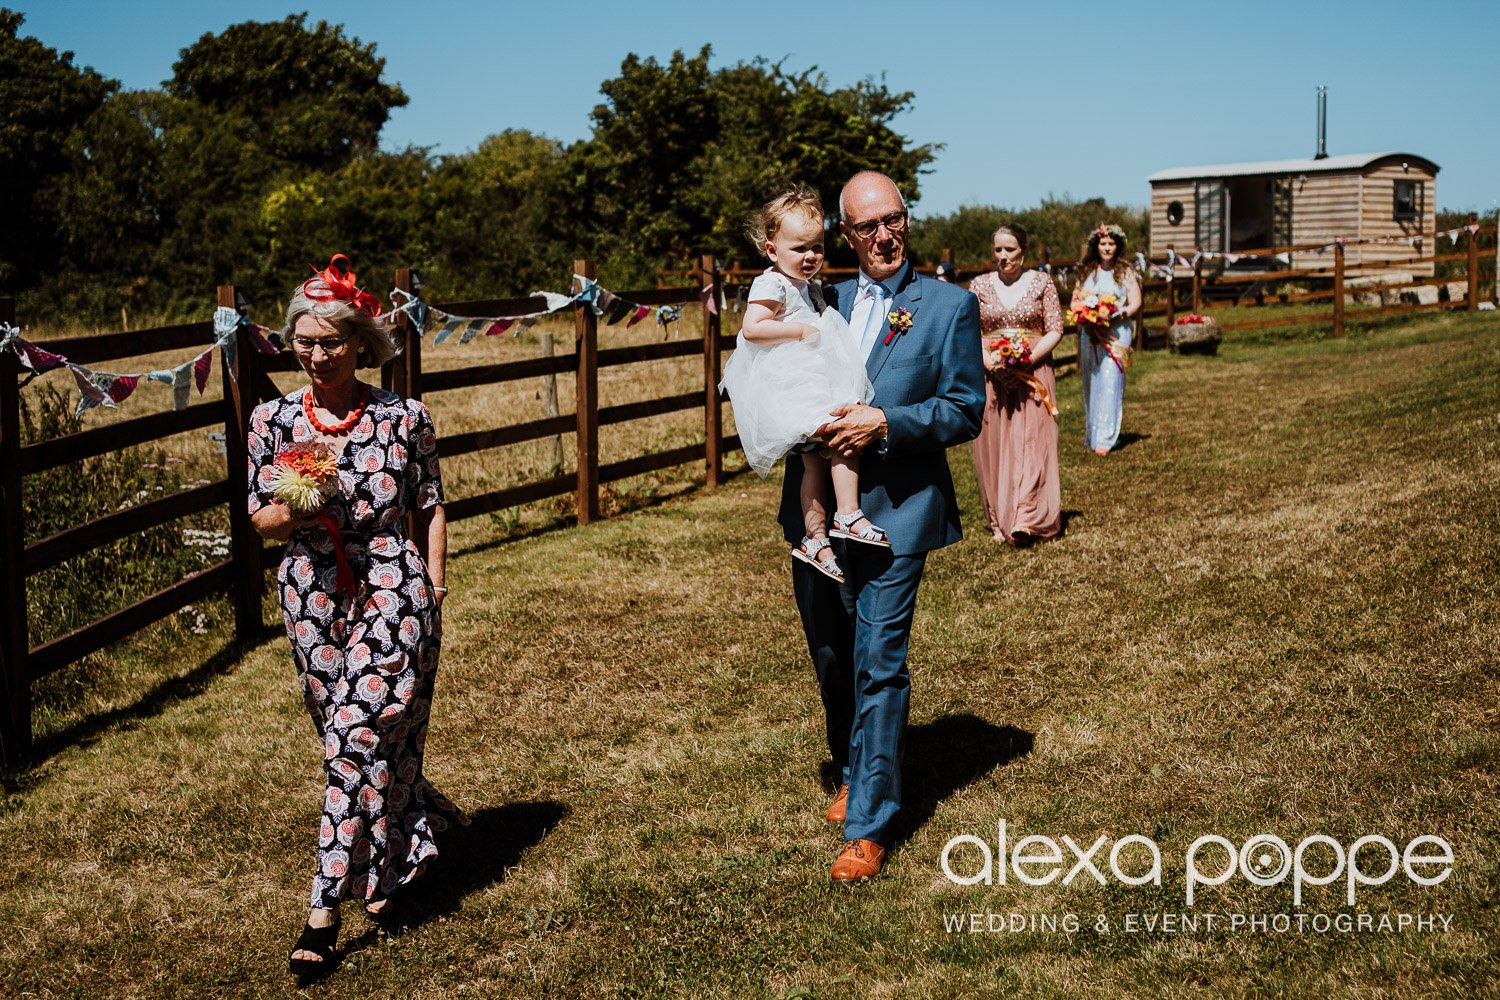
[0, 259, 736, 767]
[668, 216, 1494, 347]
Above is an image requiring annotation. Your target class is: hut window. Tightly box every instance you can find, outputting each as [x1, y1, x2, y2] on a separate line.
[1393, 180, 1423, 222]
[1166, 201, 1184, 226]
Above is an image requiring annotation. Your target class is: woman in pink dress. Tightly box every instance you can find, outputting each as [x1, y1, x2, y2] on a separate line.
[968, 223, 1064, 545]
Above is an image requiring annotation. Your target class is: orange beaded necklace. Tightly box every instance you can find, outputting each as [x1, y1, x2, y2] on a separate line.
[302, 386, 367, 435]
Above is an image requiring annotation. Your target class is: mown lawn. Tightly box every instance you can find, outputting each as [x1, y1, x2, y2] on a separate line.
[2, 311, 1497, 998]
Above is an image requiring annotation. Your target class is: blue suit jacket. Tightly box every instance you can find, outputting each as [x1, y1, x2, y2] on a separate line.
[779, 261, 985, 556]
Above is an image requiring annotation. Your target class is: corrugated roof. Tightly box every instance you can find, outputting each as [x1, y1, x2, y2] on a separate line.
[1147, 152, 1439, 182]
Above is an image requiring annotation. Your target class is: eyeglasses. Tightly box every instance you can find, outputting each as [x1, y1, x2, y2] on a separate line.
[845, 211, 909, 241]
[291, 333, 354, 354]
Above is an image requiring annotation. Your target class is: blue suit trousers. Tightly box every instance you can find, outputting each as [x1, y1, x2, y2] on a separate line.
[793, 543, 927, 844]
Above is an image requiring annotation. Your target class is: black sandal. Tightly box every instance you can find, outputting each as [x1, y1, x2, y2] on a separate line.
[288, 912, 340, 979]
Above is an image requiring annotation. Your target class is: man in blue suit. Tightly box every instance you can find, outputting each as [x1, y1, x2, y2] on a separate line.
[779, 170, 985, 881]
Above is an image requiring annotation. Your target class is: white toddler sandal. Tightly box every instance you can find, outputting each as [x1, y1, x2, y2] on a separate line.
[829, 509, 891, 548]
[791, 536, 844, 582]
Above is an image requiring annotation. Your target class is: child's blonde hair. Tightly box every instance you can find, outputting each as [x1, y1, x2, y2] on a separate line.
[747, 185, 824, 258]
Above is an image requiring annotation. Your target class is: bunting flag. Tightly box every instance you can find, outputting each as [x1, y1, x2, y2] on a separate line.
[12, 338, 69, 384]
[380, 272, 716, 347]
[2, 308, 246, 419]
[246, 323, 282, 354]
[70, 365, 108, 418]
[604, 299, 634, 325]
[432, 318, 463, 345]
[657, 305, 682, 338]
[193, 349, 214, 394]
[573, 275, 604, 315]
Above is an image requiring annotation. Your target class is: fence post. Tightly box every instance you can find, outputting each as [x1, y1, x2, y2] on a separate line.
[1164, 263, 1176, 328]
[1191, 259, 1203, 312]
[574, 259, 601, 524]
[701, 254, 724, 486]
[1333, 242, 1346, 338]
[218, 286, 262, 641]
[0, 296, 31, 767]
[1466, 212, 1479, 311]
[393, 269, 421, 400]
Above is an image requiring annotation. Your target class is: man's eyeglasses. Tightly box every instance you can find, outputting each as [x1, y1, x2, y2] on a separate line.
[845, 211, 909, 241]
[291, 333, 354, 354]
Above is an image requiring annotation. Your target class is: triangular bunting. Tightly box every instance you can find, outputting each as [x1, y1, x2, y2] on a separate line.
[605, 299, 633, 325]
[194, 350, 213, 394]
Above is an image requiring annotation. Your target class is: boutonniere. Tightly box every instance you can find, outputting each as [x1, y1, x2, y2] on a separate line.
[884, 307, 913, 345]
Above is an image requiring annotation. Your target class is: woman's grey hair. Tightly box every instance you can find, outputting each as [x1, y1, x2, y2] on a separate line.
[280, 279, 400, 369]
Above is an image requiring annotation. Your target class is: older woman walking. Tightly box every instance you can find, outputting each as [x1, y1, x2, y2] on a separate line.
[247, 256, 464, 979]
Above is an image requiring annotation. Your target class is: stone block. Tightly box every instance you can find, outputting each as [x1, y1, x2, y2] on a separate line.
[1412, 285, 1440, 305]
[1166, 321, 1221, 355]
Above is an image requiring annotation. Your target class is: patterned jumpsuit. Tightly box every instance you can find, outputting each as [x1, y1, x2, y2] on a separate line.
[248, 385, 465, 909]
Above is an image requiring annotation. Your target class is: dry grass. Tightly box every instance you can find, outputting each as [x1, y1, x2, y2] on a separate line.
[2, 310, 1497, 998]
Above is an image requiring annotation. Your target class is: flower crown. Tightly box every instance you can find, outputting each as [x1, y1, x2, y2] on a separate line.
[1092, 224, 1127, 242]
[301, 254, 383, 318]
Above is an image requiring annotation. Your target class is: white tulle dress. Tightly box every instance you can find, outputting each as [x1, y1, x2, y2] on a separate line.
[719, 269, 874, 477]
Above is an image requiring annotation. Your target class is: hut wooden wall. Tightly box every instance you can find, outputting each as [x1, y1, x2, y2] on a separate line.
[1148, 181, 1197, 259]
[1356, 163, 1438, 276]
[1150, 165, 1439, 277]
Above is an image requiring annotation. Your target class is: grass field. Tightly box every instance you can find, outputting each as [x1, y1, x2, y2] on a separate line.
[3, 309, 1497, 998]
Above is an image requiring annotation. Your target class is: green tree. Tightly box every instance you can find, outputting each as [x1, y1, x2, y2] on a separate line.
[422, 129, 572, 298]
[567, 46, 938, 285]
[166, 13, 407, 172]
[258, 148, 433, 308]
[0, 8, 114, 292]
[910, 196, 1151, 271]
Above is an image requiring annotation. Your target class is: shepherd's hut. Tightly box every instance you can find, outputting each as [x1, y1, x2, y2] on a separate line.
[1147, 152, 1440, 276]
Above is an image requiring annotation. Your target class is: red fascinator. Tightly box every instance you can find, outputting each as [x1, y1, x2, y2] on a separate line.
[301, 254, 383, 318]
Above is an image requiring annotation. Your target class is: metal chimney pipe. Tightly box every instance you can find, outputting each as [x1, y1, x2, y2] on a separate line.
[1315, 86, 1328, 160]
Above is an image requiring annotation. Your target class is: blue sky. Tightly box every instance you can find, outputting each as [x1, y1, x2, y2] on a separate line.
[19, 0, 1500, 216]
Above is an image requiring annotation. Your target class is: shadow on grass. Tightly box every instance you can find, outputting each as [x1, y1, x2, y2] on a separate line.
[1111, 431, 1150, 452]
[5, 626, 283, 784]
[893, 713, 1033, 850]
[343, 800, 569, 949]
[818, 713, 1033, 849]
[450, 466, 755, 560]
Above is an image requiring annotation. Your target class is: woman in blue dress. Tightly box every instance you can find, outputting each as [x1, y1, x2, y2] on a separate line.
[1074, 224, 1142, 455]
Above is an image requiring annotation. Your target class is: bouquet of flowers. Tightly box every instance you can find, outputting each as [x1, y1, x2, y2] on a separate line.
[984, 328, 1056, 416]
[1067, 290, 1121, 328]
[986, 328, 1033, 370]
[267, 444, 356, 599]
[267, 444, 340, 513]
[1174, 313, 1214, 325]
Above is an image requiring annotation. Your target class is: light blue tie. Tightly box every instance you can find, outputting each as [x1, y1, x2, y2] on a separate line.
[859, 281, 887, 360]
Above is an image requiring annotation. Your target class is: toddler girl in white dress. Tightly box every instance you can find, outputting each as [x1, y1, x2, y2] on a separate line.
[719, 186, 889, 582]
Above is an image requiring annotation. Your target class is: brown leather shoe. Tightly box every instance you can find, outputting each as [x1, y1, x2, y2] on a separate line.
[831, 839, 885, 882]
[825, 784, 849, 823]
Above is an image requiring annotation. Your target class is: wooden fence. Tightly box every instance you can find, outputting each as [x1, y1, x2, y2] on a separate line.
[0, 257, 734, 767]
[667, 214, 1495, 346]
